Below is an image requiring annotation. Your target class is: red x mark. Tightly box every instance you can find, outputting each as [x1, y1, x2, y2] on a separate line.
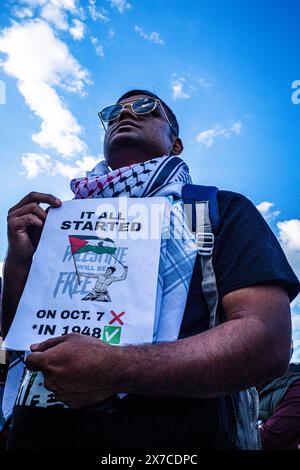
[109, 310, 125, 325]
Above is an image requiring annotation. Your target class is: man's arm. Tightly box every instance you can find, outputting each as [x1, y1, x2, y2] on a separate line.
[0, 192, 61, 338]
[118, 284, 291, 397]
[79, 273, 99, 279]
[111, 266, 128, 283]
[1, 260, 31, 339]
[26, 283, 291, 408]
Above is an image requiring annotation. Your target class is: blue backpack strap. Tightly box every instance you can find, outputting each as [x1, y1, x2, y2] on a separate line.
[182, 184, 220, 328]
[182, 184, 220, 234]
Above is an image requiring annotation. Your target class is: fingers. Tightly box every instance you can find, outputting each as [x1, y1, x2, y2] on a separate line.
[8, 213, 44, 234]
[8, 213, 45, 253]
[25, 352, 45, 371]
[44, 378, 61, 393]
[8, 192, 61, 214]
[8, 202, 47, 223]
[30, 334, 68, 352]
[7, 194, 61, 264]
[31, 333, 82, 352]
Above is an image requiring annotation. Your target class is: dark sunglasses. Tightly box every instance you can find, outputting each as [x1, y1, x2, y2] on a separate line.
[98, 97, 176, 134]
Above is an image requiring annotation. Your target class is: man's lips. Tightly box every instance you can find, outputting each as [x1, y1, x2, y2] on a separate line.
[112, 120, 139, 132]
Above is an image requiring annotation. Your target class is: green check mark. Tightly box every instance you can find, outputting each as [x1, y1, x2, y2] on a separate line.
[103, 326, 121, 345]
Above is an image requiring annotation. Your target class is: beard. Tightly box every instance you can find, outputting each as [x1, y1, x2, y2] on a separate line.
[104, 131, 162, 169]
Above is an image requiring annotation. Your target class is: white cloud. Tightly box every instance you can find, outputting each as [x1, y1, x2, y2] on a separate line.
[134, 26, 164, 46]
[171, 77, 190, 100]
[277, 219, 300, 253]
[277, 219, 300, 310]
[21, 153, 53, 178]
[88, 0, 110, 22]
[69, 19, 85, 40]
[20, 153, 101, 180]
[254, 211, 300, 354]
[13, 6, 34, 19]
[15, 0, 78, 18]
[40, 3, 69, 30]
[13, 0, 44, 7]
[231, 121, 242, 135]
[53, 0, 77, 9]
[91, 37, 104, 58]
[196, 121, 243, 147]
[99, 126, 105, 144]
[13, 1, 83, 36]
[54, 155, 101, 179]
[291, 342, 300, 363]
[196, 128, 220, 147]
[292, 314, 300, 335]
[109, 0, 131, 13]
[256, 201, 280, 222]
[252, 209, 300, 357]
[0, 20, 90, 157]
[171, 74, 214, 100]
[291, 313, 300, 363]
[0, 261, 3, 277]
[17, 0, 77, 12]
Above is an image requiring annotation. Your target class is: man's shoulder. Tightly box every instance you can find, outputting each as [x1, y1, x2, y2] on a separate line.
[212, 188, 268, 242]
[187, 185, 253, 207]
[216, 188, 259, 215]
[213, 189, 258, 224]
[217, 189, 252, 204]
[185, 185, 259, 230]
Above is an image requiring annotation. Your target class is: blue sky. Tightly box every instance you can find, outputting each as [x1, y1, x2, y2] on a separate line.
[0, 0, 299, 359]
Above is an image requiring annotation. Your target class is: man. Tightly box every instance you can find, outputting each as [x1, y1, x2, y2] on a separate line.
[81, 265, 128, 302]
[1, 89, 299, 450]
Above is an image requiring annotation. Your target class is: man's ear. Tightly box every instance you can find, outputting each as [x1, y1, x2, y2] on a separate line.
[170, 137, 183, 156]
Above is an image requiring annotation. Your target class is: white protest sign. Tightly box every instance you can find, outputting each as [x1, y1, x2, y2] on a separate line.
[3, 197, 166, 351]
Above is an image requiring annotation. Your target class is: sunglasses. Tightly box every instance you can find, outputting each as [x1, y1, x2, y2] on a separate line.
[98, 97, 176, 135]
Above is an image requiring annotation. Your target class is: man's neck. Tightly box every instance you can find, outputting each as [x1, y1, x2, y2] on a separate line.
[107, 150, 168, 170]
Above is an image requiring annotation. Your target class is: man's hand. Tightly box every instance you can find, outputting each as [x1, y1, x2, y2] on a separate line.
[26, 333, 120, 409]
[7, 191, 62, 265]
[1, 192, 62, 338]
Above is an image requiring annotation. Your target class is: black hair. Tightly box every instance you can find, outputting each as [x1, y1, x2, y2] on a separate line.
[117, 89, 179, 137]
[106, 266, 116, 273]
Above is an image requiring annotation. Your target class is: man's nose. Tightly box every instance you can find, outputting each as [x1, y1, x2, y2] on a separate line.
[118, 104, 138, 121]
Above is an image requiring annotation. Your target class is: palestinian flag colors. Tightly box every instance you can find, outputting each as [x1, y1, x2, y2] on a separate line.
[68, 235, 117, 256]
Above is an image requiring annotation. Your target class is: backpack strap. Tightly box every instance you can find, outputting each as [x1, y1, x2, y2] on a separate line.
[182, 184, 220, 235]
[182, 184, 220, 328]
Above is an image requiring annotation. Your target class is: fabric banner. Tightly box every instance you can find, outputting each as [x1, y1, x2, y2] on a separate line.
[3, 197, 167, 351]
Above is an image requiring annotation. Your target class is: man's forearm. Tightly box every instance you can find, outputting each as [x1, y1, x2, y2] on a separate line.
[116, 316, 288, 399]
[1, 257, 31, 338]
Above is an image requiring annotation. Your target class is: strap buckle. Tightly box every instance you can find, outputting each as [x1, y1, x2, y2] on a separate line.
[196, 232, 214, 256]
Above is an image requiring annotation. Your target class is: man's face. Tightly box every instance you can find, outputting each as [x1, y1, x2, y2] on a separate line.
[103, 94, 175, 169]
[106, 268, 113, 276]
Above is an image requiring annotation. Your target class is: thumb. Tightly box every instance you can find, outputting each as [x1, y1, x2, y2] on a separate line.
[26, 352, 46, 372]
[30, 335, 67, 352]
